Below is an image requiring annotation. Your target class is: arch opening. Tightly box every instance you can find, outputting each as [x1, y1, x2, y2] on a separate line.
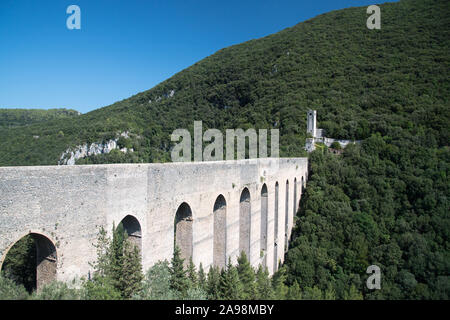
[274, 182, 279, 272]
[118, 215, 142, 254]
[294, 178, 298, 216]
[1, 233, 57, 292]
[239, 188, 251, 259]
[213, 195, 227, 269]
[285, 180, 289, 252]
[260, 184, 268, 267]
[300, 176, 306, 206]
[174, 202, 193, 265]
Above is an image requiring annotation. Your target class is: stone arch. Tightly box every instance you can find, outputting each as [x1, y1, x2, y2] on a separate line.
[273, 182, 279, 272]
[300, 175, 305, 206]
[213, 194, 227, 269]
[118, 215, 142, 253]
[260, 184, 268, 267]
[285, 179, 289, 252]
[294, 178, 298, 216]
[239, 187, 251, 259]
[174, 202, 193, 264]
[0, 232, 57, 292]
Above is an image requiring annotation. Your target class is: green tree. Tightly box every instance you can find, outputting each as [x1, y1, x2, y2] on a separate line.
[187, 257, 198, 288]
[324, 285, 336, 300]
[206, 266, 221, 299]
[87, 224, 143, 299]
[0, 272, 29, 300]
[89, 226, 111, 278]
[255, 265, 274, 299]
[272, 266, 288, 299]
[31, 281, 82, 300]
[169, 246, 188, 297]
[184, 287, 208, 300]
[344, 285, 363, 300]
[109, 223, 125, 292]
[134, 260, 177, 300]
[120, 239, 144, 299]
[236, 252, 256, 299]
[198, 263, 207, 292]
[83, 276, 122, 300]
[302, 286, 323, 300]
[286, 281, 302, 300]
[330, 141, 342, 150]
[219, 258, 243, 299]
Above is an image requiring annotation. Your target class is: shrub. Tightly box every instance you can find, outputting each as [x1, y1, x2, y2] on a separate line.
[30, 281, 82, 300]
[134, 261, 177, 300]
[0, 273, 29, 300]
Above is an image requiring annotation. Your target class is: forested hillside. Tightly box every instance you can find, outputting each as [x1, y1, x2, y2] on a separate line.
[0, 0, 448, 300]
[0, 109, 80, 129]
[0, 0, 447, 166]
[285, 139, 449, 299]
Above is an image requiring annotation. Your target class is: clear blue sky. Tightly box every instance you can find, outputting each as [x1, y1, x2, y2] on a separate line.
[0, 0, 397, 113]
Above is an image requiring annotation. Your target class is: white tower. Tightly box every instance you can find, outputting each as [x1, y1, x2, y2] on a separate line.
[307, 109, 317, 138]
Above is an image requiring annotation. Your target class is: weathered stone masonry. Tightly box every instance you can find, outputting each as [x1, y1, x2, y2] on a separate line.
[0, 158, 308, 288]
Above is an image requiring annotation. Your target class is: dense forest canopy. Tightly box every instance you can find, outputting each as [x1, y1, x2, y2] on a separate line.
[0, 0, 448, 300]
[0, 109, 80, 129]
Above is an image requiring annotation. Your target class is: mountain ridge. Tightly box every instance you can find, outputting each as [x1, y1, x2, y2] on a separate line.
[0, 108, 80, 129]
[0, 0, 448, 166]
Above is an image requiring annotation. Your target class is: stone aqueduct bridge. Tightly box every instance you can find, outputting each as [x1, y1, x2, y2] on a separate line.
[0, 158, 308, 289]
